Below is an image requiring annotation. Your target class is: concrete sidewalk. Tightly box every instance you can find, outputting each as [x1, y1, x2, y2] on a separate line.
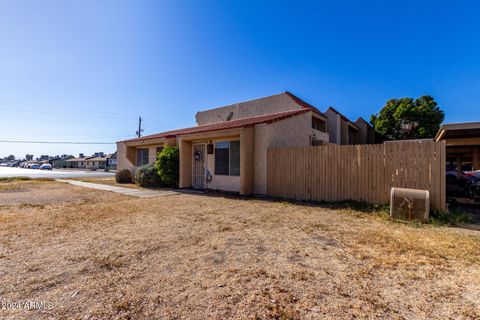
[57, 179, 178, 198]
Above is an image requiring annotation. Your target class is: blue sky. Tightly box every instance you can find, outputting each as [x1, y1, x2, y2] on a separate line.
[0, 0, 479, 158]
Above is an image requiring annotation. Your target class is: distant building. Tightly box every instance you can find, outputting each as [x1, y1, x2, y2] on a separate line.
[65, 153, 115, 170]
[49, 155, 74, 168]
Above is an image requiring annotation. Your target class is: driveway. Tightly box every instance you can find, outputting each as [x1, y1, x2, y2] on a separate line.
[0, 166, 115, 179]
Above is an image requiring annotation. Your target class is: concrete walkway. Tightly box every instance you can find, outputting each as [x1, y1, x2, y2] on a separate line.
[57, 179, 179, 198]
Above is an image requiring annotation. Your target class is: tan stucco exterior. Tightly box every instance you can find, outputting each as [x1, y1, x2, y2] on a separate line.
[116, 92, 378, 195]
[195, 93, 302, 125]
[325, 107, 374, 145]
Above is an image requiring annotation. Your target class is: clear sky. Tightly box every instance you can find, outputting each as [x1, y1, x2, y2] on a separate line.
[0, 0, 479, 159]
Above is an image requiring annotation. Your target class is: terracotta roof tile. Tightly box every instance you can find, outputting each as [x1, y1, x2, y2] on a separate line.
[121, 109, 310, 143]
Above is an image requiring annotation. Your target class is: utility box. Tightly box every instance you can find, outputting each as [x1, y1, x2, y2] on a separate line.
[390, 188, 430, 222]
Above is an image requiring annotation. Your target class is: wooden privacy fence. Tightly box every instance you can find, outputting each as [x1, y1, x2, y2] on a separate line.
[267, 141, 446, 210]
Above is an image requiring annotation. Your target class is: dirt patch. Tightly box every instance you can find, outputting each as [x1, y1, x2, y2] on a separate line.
[0, 181, 479, 319]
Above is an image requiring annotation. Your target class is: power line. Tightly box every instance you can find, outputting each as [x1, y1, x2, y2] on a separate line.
[0, 106, 135, 120]
[0, 140, 115, 145]
[0, 98, 138, 117]
[0, 115, 136, 126]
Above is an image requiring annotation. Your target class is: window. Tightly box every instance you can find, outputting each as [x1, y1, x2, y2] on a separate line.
[312, 117, 326, 132]
[136, 148, 149, 166]
[214, 140, 240, 176]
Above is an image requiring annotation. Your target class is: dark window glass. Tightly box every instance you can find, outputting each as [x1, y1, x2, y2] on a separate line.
[229, 141, 240, 176]
[214, 142, 229, 175]
[312, 117, 326, 132]
[136, 148, 149, 166]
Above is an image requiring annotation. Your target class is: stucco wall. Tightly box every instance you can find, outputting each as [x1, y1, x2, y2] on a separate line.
[253, 111, 313, 195]
[116, 142, 136, 172]
[195, 93, 302, 125]
[326, 109, 341, 144]
[354, 118, 376, 144]
[204, 138, 241, 192]
[340, 120, 349, 145]
[117, 139, 177, 173]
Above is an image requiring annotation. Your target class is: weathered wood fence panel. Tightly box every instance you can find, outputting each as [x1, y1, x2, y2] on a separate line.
[267, 141, 446, 210]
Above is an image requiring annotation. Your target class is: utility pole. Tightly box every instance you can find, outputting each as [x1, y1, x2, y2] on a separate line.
[136, 116, 144, 138]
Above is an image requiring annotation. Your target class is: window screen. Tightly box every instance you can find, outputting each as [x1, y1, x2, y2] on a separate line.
[214, 142, 229, 175]
[136, 148, 149, 166]
[229, 141, 240, 176]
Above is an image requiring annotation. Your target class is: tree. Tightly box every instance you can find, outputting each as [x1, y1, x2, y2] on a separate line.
[155, 146, 179, 187]
[25, 154, 34, 161]
[5, 155, 15, 161]
[370, 96, 445, 140]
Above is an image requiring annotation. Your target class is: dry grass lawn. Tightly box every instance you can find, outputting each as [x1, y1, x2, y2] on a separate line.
[0, 179, 479, 319]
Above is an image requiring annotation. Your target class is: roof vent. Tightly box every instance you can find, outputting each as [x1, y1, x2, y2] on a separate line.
[390, 188, 430, 222]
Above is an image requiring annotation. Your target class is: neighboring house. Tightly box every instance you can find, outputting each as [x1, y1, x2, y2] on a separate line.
[116, 92, 375, 195]
[66, 152, 115, 170]
[49, 155, 74, 168]
[325, 107, 375, 145]
[354, 117, 377, 145]
[435, 122, 480, 176]
[66, 154, 88, 168]
[107, 152, 117, 170]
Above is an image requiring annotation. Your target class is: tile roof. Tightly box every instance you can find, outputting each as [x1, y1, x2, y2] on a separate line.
[66, 157, 89, 162]
[121, 109, 310, 143]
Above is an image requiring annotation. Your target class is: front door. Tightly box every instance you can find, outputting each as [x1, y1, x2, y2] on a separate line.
[192, 143, 206, 189]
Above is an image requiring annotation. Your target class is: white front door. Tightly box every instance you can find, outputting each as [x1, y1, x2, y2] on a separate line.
[192, 143, 206, 189]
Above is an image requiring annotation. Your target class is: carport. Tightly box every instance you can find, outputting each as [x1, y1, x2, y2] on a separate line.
[435, 122, 480, 175]
[435, 122, 480, 206]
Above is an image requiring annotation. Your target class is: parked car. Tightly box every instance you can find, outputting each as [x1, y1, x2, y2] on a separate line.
[40, 164, 52, 170]
[30, 164, 40, 169]
[464, 173, 480, 200]
[446, 170, 458, 184]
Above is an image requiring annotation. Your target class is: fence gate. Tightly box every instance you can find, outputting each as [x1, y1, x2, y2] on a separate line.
[266, 141, 446, 210]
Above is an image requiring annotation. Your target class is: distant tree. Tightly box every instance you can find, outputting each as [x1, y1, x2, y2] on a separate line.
[5, 155, 15, 161]
[370, 96, 445, 140]
[25, 154, 34, 161]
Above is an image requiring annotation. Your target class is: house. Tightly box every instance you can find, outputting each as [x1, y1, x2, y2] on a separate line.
[116, 92, 375, 195]
[325, 107, 376, 145]
[65, 153, 88, 168]
[49, 155, 74, 168]
[435, 122, 480, 176]
[66, 152, 115, 170]
[85, 153, 112, 170]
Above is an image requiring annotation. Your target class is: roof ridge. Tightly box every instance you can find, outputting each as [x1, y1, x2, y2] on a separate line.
[196, 92, 288, 117]
[284, 91, 325, 117]
[120, 109, 309, 143]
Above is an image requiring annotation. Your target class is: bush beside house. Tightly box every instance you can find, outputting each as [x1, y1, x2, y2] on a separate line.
[134, 164, 163, 188]
[115, 169, 132, 183]
[155, 146, 179, 187]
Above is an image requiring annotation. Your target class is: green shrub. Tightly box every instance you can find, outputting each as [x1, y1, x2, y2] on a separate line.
[429, 209, 473, 226]
[155, 146, 179, 187]
[134, 164, 163, 188]
[115, 169, 132, 183]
